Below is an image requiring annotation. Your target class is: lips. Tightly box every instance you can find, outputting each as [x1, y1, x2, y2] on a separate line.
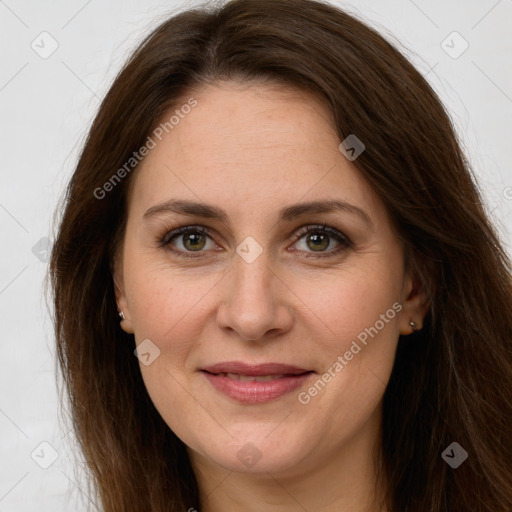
[200, 361, 315, 403]
[201, 361, 311, 376]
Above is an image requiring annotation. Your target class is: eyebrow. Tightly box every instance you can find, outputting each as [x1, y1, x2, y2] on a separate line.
[143, 199, 373, 228]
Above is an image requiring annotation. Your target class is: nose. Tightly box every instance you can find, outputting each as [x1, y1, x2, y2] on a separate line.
[215, 250, 294, 342]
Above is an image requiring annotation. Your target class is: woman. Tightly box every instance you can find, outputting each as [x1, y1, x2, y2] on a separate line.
[48, 0, 512, 510]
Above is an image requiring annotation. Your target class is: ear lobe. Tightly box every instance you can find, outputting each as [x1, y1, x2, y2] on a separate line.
[400, 273, 431, 335]
[112, 266, 135, 334]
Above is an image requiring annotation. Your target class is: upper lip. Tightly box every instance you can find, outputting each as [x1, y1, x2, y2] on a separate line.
[201, 361, 313, 376]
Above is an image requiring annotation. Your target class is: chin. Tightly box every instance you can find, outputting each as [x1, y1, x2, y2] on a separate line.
[197, 428, 312, 475]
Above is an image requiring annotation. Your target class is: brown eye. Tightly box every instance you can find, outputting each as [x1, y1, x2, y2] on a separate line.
[181, 232, 207, 251]
[292, 225, 352, 257]
[305, 232, 330, 251]
[159, 226, 216, 258]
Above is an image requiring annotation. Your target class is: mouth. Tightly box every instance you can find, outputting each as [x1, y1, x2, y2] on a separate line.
[206, 372, 301, 382]
[200, 361, 315, 403]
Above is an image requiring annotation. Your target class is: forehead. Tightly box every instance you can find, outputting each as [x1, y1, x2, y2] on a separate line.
[126, 81, 380, 222]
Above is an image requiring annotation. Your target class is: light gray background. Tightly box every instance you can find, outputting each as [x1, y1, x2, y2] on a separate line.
[1, 0, 511, 510]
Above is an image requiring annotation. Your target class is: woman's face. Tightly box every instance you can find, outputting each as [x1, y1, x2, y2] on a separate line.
[115, 81, 424, 477]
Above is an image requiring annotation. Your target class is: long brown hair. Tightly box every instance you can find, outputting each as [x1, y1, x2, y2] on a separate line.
[48, 0, 512, 510]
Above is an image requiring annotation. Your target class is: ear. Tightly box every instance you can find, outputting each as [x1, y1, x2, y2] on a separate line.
[399, 271, 431, 335]
[112, 257, 134, 335]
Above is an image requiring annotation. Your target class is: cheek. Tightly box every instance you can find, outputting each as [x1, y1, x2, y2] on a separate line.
[294, 263, 402, 410]
[125, 248, 217, 337]
[292, 260, 402, 351]
[124, 267, 210, 439]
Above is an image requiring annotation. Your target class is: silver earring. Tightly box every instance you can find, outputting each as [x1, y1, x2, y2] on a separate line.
[410, 320, 417, 332]
[119, 311, 126, 320]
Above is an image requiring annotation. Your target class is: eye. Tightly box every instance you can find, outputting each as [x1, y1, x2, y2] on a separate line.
[291, 224, 352, 258]
[158, 226, 217, 258]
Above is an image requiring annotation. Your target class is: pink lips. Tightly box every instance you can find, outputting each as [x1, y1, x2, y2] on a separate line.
[200, 361, 315, 404]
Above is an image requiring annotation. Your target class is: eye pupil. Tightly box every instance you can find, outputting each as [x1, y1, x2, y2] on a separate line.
[184, 232, 205, 251]
[307, 233, 329, 251]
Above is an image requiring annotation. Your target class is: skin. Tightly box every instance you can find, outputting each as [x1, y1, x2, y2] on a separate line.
[114, 81, 430, 511]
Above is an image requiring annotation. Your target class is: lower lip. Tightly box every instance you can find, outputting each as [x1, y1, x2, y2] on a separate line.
[201, 371, 314, 404]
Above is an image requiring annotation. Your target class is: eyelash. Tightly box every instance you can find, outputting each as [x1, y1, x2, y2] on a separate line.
[157, 224, 352, 259]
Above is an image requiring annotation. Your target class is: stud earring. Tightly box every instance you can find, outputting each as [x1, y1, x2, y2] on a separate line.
[410, 320, 417, 332]
[119, 311, 126, 320]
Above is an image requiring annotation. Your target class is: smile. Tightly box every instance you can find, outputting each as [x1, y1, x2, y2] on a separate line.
[200, 362, 315, 403]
